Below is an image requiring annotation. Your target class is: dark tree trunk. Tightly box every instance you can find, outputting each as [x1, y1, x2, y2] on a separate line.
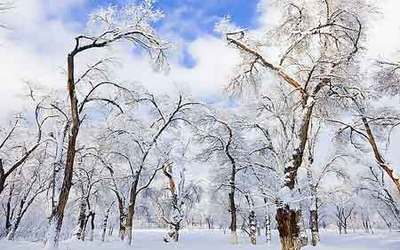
[75, 199, 87, 240]
[101, 205, 112, 242]
[310, 209, 319, 246]
[249, 210, 257, 245]
[45, 53, 80, 249]
[4, 183, 14, 237]
[125, 178, 138, 245]
[276, 206, 303, 250]
[228, 190, 237, 244]
[88, 211, 95, 241]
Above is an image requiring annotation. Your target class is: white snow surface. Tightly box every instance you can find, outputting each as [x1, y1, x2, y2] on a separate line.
[0, 229, 399, 250]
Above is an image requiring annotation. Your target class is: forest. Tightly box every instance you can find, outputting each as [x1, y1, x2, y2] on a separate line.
[0, 0, 399, 250]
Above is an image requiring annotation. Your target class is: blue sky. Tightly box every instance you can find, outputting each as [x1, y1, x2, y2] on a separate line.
[66, 0, 258, 39]
[59, 0, 259, 67]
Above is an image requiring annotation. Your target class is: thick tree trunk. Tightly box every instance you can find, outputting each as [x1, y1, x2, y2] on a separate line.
[276, 205, 304, 250]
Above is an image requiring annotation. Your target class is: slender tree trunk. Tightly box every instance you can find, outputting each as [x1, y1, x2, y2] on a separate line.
[45, 53, 80, 250]
[101, 205, 112, 242]
[249, 209, 257, 245]
[6, 202, 23, 240]
[228, 189, 238, 244]
[310, 209, 319, 246]
[265, 213, 271, 244]
[50, 122, 69, 216]
[125, 179, 138, 245]
[4, 183, 14, 237]
[361, 116, 400, 193]
[75, 199, 87, 240]
[298, 210, 308, 247]
[88, 211, 95, 241]
[163, 165, 182, 243]
[0, 160, 5, 195]
[114, 194, 126, 241]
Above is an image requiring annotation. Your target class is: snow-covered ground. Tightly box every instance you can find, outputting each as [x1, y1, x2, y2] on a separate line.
[0, 230, 399, 250]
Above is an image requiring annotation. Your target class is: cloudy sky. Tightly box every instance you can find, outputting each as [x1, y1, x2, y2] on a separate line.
[0, 0, 399, 116]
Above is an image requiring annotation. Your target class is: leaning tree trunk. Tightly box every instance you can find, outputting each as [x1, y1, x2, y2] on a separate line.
[45, 52, 80, 250]
[361, 116, 400, 194]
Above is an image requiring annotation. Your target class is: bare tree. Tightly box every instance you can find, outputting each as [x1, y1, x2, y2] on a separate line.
[45, 2, 168, 248]
[0, 105, 47, 196]
[218, 0, 366, 248]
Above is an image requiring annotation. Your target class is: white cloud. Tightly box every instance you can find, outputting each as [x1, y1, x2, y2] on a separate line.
[0, 0, 241, 119]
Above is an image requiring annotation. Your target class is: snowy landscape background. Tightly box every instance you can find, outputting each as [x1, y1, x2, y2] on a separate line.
[0, 0, 400, 249]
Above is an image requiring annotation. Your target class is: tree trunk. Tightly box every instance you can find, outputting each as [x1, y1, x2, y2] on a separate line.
[249, 210, 257, 245]
[101, 205, 112, 242]
[276, 205, 302, 250]
[88, 211, 95, 241]
[114, 194, 126, 241]
[75, 199, 87, 240]
[362, 116, 400, 193]
[265, 213, 272, 244]
[228, 191, 238, 244]
[45, 53, 80, 250]
[298, 210, 308, 247]
[4, 183, 14, 237]
[6, 205, 23, 241]
[125, 179, 138, 245]
[310, 209, 319, 246]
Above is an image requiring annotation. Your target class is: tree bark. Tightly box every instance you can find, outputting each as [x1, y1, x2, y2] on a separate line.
[75, 199, 87, 240]
[361, 116, 400, 194]
[228, 188, 238, 244]
[45, 53, 80, 250]
[310, 209, 319, 246]
[265, 213, 272, 244]
[276, 206, 302, 250]
[249, 210, 257, 245]
[125, 178, 138, 245]
[101, 205, 112, 242]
